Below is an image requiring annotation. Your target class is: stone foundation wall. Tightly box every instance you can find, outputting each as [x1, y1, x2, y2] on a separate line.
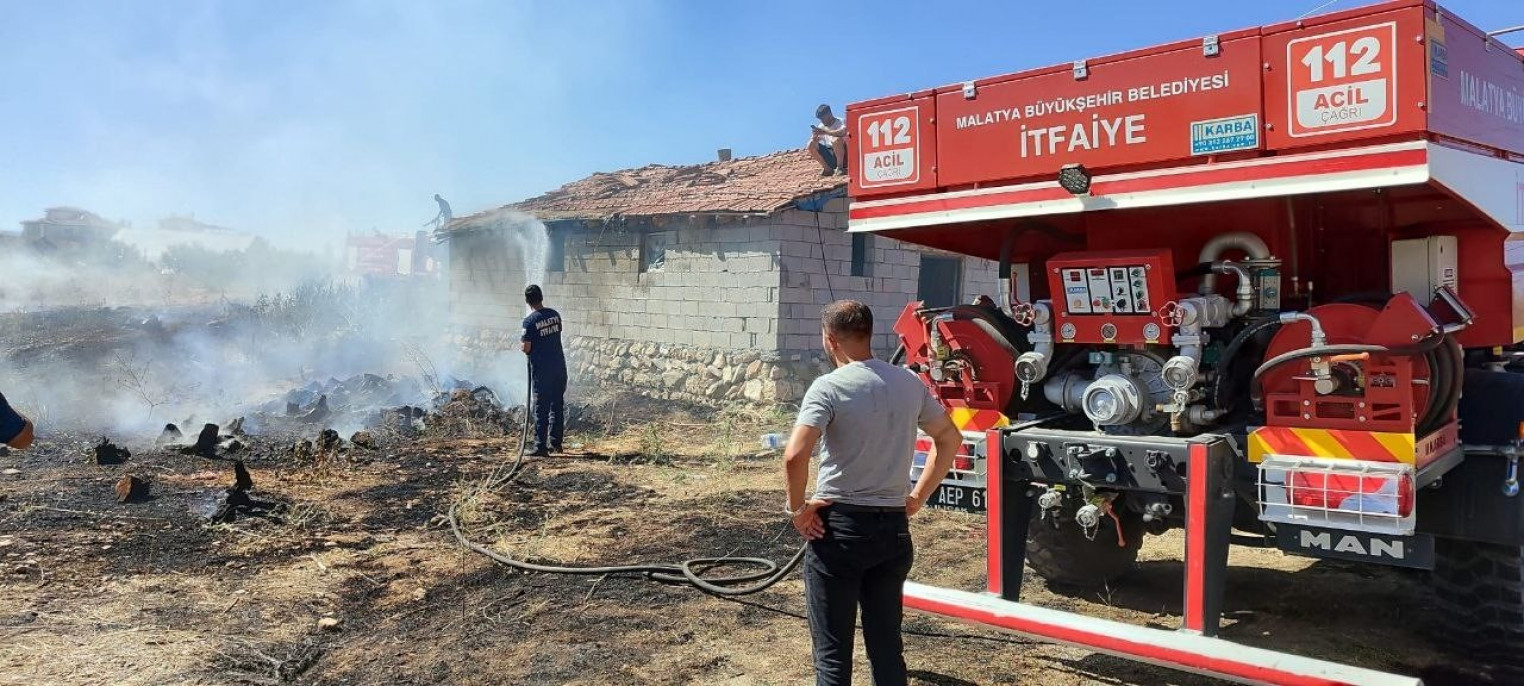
[451, 328, 830, 407]
[566, 337, 832, 406]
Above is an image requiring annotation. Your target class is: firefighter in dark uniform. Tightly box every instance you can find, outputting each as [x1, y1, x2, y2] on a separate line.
[520, 284, 566, 456]
[0, 391, 35, 450]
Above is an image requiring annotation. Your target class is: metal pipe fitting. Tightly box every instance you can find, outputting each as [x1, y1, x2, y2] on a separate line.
[1274, 310, 1340, 393]
[1163, 297, 1227, 393]
[1075, 503, 1103, 530]
[1212, 261, 1256, 317]
[1186, 405, 1224, 426]
[1161, 354, 1199, 393]
[1278, 311, 1328, 347]
[1199, 232, 1271, 295]
[1015, 301, 1055, 400]
[1043, 371, 1090, 413]
[1082, 374, 1147, 427]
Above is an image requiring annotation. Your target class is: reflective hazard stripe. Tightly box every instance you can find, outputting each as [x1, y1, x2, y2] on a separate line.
[1248, 427, 1416, 464]
[948, 407, 1010, 433]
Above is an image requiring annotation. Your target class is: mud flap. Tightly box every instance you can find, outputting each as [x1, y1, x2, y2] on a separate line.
[1419, 370, 1524, 546]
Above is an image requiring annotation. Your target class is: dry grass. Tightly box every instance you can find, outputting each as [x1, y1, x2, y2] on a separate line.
[0, 393, 1462, 686]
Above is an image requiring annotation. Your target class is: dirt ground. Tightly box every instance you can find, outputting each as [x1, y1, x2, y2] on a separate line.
[0, 391, 1491, 686]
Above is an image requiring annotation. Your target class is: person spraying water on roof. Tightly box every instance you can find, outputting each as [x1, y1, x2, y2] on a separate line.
[425, 194, 453, 231]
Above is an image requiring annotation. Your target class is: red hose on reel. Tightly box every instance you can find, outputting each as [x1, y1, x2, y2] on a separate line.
[1258, 297, 1457, 435]
[891, 302, 1022, 417]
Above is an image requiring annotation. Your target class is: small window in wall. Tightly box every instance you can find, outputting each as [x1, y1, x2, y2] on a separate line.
[850, 233, 872, 277]
[548, 231, 566, 273]
[640, 232, 667, 273]
[917, 255, 962, 307]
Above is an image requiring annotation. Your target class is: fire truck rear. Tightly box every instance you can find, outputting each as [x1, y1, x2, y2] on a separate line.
[850, 2, 1524, 682]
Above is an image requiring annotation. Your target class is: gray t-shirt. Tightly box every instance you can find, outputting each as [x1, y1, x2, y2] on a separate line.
[796, 358, 947, 507]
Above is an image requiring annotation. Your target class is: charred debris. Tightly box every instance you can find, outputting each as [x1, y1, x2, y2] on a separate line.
[81, 372, 522, 521]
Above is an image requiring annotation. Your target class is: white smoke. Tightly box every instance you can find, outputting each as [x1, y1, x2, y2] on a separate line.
[0, 212, 556, 438]
[508, 213, 550, 293]
[0, 249, 160, 312]
[423, 211, 551, 409]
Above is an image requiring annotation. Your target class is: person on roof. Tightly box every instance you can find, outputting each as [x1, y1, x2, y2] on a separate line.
[427, 194, 453, 231]
[808, 104, 849, 177]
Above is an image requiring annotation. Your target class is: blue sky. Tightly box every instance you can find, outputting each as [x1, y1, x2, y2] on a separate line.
[0, 0, 1516, 249]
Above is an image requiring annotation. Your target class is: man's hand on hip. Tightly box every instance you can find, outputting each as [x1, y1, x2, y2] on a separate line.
[905, 494, 924, 517]
[792, 499, 831, 540]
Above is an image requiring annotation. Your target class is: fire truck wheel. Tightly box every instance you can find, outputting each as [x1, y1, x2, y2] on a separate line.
[1025, 507, 1145, 588]
[1432, 538, 1524, 670]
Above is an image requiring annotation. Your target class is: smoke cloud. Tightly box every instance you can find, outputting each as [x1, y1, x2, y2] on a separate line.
[0, 217, 549, 438]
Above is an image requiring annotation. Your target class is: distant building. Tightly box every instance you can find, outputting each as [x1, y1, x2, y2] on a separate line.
[114, 214, 258, 259]
[344, 230, 441, 278]
[20, 207, 122, 251]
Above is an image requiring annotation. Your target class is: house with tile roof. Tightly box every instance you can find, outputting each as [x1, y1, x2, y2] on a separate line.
[437, 148, 999, 406]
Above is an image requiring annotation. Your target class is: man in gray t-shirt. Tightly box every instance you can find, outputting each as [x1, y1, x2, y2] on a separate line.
[782, 300, 962, 686]
[798, 355, 947, 508]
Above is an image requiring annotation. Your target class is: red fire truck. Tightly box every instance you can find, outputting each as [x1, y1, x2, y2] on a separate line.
[850, 2, 1524, 683]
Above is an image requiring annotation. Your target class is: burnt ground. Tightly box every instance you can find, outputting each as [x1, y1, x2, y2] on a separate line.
[0, 393, 1493, 686]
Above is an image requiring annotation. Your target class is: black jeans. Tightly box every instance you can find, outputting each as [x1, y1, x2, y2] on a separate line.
[531, 367, 566, 452]
[803, 506, 914, 686]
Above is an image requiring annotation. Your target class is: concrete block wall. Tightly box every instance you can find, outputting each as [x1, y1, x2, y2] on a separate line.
[447, 219, 781, 350]
[775, 197, 1001, 356]
[447, 231, 528, 331]
[567, 222, 781, 351]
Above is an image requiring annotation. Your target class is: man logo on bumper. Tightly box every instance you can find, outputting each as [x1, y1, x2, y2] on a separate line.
[1302, 529, 1403, 558]
[1276, 524, 1435, 570]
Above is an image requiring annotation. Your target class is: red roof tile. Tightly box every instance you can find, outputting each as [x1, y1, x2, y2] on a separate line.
[449, 149, 845, 229]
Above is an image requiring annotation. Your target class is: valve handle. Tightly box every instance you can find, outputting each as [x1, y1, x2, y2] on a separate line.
[1157, 300, 1183, 328]
[1011, 302, 1036, 327]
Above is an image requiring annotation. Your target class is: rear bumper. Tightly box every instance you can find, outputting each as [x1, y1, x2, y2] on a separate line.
[903, 581, 1422, 686]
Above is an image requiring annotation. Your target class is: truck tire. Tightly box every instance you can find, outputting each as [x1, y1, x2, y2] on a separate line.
[1432, 538, 1524, 672]
[1426, 368, 1524, 675]
[1025, 506, 1144, 588]
[1458, 368, 1524, 445]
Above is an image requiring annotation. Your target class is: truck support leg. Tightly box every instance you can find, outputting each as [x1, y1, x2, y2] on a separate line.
[986, 427, 1034, 600]
[985, 430, 1236, 632]
[1183, 441, 1235, 636]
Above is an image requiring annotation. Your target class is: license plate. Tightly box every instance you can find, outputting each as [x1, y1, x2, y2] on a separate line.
[1275, 524, 1434, 570]
[928, 483, 986, 513]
